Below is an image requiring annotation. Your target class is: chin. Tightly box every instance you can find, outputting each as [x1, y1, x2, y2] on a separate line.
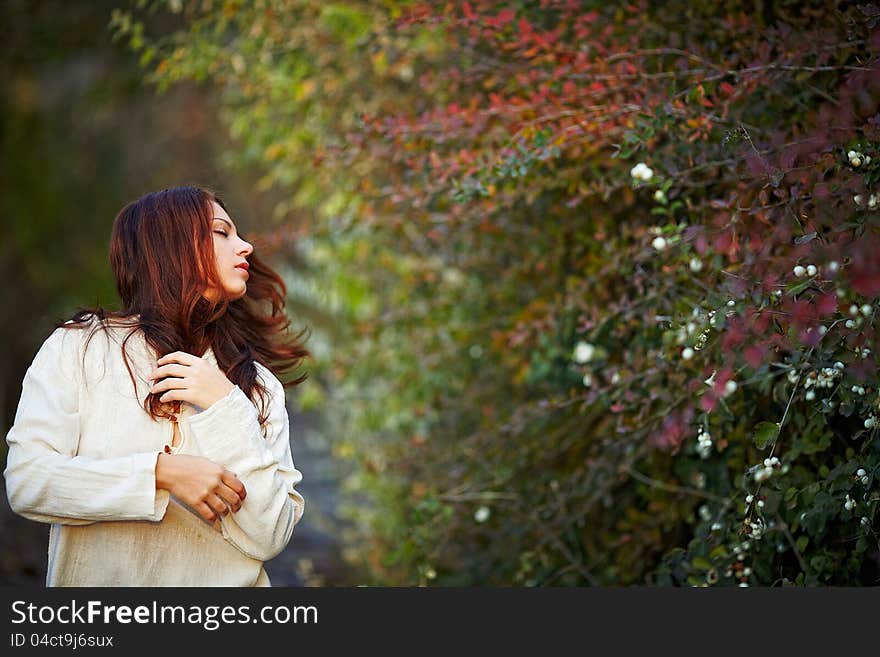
[229, 286, 248, 300]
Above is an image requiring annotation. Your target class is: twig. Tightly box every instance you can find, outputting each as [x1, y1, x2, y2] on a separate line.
[774, 512, 810, 576]
[437, 491, 519, 502]
[624, 465, 727, 502]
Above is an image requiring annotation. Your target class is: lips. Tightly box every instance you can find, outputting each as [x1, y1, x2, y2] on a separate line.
[235, 263, 249, 272]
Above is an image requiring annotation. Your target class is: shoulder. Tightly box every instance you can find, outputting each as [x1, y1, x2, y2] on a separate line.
[249, 362, 288, 435]
[33, 315, 125, 381]
[35, 318, 96, 366]
[254, 361, 285, 402]
[27, 322, 88, 385]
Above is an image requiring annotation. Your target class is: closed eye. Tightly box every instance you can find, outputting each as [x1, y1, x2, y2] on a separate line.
[214, 230, 228, 237]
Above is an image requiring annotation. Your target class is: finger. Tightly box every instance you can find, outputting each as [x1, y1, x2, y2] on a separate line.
[149, 363, 190, 381]
[154, 383, 188, 402]
[206, 493, 229, 517]
[216, 483, 244, 512]
[158, 390, 182, 403]
[151, 377, 188, 394]
[221, 470, 247, 499]
[196, 502, 216, 523]
[156, 351, 197, 367]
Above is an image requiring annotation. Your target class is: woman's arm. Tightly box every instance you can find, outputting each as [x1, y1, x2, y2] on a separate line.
[183, 365, 304, 562]
[3, 328, 170, 525]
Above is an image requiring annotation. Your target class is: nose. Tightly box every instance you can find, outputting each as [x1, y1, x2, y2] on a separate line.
[237, 237, 253, 257]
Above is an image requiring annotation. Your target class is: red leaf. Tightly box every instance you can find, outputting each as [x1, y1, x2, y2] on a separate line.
[722, 321, 745, 350]
[789, 299, 815, 328]
[816, 293, 838, 315]
[496, 9, 515, 25]
[871, 27, 880, 52]
[849, 236, 880, 297]
[745, 345, 765, 369]
[745, 151, 770, 176]
[714, 229, 732, 253]
[651, 414, 687, 452]
[700, 393, 717, 412]
[752, 309, 770, 333]
[799, 327, 822, 347]
[712, 368, 733, 396]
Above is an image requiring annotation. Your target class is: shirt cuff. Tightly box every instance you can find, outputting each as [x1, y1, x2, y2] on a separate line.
[186, 386, 260, 458]
[133, 450, 170, 521]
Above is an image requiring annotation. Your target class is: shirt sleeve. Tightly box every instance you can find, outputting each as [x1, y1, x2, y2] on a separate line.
[3, 326, 170, 525]
[183, 364, 305, 562]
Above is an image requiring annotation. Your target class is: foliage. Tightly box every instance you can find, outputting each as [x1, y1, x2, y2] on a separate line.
[118, 0, 880, 585]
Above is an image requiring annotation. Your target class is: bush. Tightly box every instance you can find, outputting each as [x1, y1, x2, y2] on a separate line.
[119, 0, 880, 585]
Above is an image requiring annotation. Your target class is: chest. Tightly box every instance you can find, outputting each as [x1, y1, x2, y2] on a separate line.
[77, 364, 199, 459]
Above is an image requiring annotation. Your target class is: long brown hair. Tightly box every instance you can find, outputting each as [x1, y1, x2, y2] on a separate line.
[57, 185, 310, 427]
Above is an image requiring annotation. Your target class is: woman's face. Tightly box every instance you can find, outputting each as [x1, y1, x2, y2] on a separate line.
[203, 201, 254, 302]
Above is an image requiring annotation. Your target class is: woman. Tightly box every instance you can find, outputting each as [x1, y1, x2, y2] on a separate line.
[4, 186, 309, 586]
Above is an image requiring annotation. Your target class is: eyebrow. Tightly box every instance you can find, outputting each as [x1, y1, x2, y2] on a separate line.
[212, 217, 236, 231]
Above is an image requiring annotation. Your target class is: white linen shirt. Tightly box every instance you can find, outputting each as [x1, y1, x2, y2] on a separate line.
[3, 317, 305, 586]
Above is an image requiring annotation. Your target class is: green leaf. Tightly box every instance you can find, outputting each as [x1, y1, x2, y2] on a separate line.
[787, 278, 814, 296]
[753, 421, 779, 449]
[691, 556, 712, 570]
[709, 545, 728, 560]
[794, 232, 818, 245]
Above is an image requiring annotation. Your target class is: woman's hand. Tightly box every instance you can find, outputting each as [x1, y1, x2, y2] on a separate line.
[155, 453, 247, 522]
[149, 351, 235, 410]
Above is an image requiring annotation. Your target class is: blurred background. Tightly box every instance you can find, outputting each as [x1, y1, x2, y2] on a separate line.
[0, 0, 357, 586]
[2, 0, 879, 587]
